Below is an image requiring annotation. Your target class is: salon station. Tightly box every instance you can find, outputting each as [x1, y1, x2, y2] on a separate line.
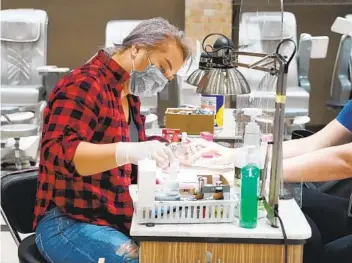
[1, 1, 352, 263]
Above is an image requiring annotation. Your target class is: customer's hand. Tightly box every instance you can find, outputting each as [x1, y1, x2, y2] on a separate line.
[180, 139, 237, 166]
[115, 141, 174, 168]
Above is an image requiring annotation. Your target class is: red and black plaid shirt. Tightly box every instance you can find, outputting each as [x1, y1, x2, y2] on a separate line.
[33, 50, 163, 234]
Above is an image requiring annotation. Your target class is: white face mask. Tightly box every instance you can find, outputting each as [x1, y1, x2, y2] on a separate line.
[129, 56, 169, 97]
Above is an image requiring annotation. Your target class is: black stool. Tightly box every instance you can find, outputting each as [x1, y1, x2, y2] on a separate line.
[1, 168, 48, 263]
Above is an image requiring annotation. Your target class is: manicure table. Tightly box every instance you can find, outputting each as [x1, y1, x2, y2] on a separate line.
[130, 186, 311, 263]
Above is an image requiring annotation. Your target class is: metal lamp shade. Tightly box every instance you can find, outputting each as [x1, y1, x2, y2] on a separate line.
[196, 67, 251, 95]
[186, 68, 208, 86]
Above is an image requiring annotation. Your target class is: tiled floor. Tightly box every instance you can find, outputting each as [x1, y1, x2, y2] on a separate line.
[1, 233, 19, 263]
[1, 214, 20, 263]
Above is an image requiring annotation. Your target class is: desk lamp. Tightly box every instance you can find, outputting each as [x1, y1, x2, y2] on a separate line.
[186, 52, 212, 87]
[186, 33, 297, 227]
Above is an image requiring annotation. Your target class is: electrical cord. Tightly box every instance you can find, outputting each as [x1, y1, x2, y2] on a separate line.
[201, 33, 237, 57]
[275, 38, 297, 72]
[275, 209, 288, 263]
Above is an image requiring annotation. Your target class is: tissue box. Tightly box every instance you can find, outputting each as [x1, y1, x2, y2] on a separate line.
[165, 108, 214, 135]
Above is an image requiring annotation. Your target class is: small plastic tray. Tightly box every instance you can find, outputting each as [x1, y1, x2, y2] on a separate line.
[130, 185, 237, 224]
[134, 200, 237, 224]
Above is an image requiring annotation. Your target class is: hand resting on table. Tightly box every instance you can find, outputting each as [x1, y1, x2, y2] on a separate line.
[176, 139, 238, 166]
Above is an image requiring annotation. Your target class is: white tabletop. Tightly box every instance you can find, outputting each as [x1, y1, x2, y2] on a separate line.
[130, 198, 311, 242]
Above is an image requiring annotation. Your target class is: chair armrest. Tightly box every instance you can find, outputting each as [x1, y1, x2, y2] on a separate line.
[298, 34, 329, 93]
[327, 35, 352, 108]
[297, 34, 312, 93]
[1, 106, 19, 115]
[0, 86, 45, 105]
[37, 65, 70, 75]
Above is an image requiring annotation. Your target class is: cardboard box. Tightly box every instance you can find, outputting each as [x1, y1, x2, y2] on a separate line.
[164, 108, 214, 135]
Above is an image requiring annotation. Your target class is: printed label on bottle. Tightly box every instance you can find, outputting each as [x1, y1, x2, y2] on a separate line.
[201, 95, 224, 128]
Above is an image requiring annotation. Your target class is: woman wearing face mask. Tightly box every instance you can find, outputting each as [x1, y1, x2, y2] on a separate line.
[33, 18, 190, 263]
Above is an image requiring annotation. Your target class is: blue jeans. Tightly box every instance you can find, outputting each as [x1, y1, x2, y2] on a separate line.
[35, 207, 139, 263]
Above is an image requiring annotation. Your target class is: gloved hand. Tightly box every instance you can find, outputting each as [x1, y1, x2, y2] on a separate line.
[179, 139, 237, 166]
[115, 141, 174, 168]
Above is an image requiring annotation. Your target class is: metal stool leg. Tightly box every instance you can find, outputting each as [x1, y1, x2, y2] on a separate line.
[1, 208, 21, 246]
[14, 138, 22, 170]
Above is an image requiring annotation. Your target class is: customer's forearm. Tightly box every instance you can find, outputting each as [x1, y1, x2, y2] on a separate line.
[73, 142, 118, 176]
[283, 135, 335, 159]
[283, 143, 352, 182]
[283, 137, 314, 159]
[283, 120, 352, 159]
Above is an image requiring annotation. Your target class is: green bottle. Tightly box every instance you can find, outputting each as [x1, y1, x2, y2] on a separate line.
[239, 149, 260, 229]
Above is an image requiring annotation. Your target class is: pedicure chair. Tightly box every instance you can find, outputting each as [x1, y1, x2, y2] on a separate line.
[1, 9, 69, 170]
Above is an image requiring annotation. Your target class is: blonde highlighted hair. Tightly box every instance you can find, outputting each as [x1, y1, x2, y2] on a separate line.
[115, 17, 191, 61]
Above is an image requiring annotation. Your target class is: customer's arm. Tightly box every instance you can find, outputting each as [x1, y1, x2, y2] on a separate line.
[41, 79, 118, 177]
[284, 142, 352, 182]
[283, 120, 352, 159]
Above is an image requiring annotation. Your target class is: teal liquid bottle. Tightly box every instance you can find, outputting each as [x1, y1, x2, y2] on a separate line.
[239, 151, 260, 229]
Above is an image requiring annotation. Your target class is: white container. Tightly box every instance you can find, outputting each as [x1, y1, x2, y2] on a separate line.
[137, 159, 156, 207]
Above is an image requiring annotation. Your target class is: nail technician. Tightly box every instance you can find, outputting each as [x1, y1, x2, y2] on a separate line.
[33, 18, 190, 263]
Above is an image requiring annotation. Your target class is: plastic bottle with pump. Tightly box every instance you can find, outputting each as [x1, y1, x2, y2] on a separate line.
[240, 147, 261, 229]
[242, 108, 262, 147]
[239, 108, 262, 229]
[234, 108, 262, 178]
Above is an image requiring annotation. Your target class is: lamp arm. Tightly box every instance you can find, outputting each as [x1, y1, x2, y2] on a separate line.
[232, 61, 275, 73]
[267, 59, 287, 227]
[234, 50, 268, 58]
[266, 40, 297, 227]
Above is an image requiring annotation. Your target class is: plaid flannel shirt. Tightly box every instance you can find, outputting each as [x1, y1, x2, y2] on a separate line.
[33, 50, 165, 234]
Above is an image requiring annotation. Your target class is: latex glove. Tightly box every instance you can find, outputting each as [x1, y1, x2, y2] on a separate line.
[115, 141, 174, 168]
[180, 139, 237, 166]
